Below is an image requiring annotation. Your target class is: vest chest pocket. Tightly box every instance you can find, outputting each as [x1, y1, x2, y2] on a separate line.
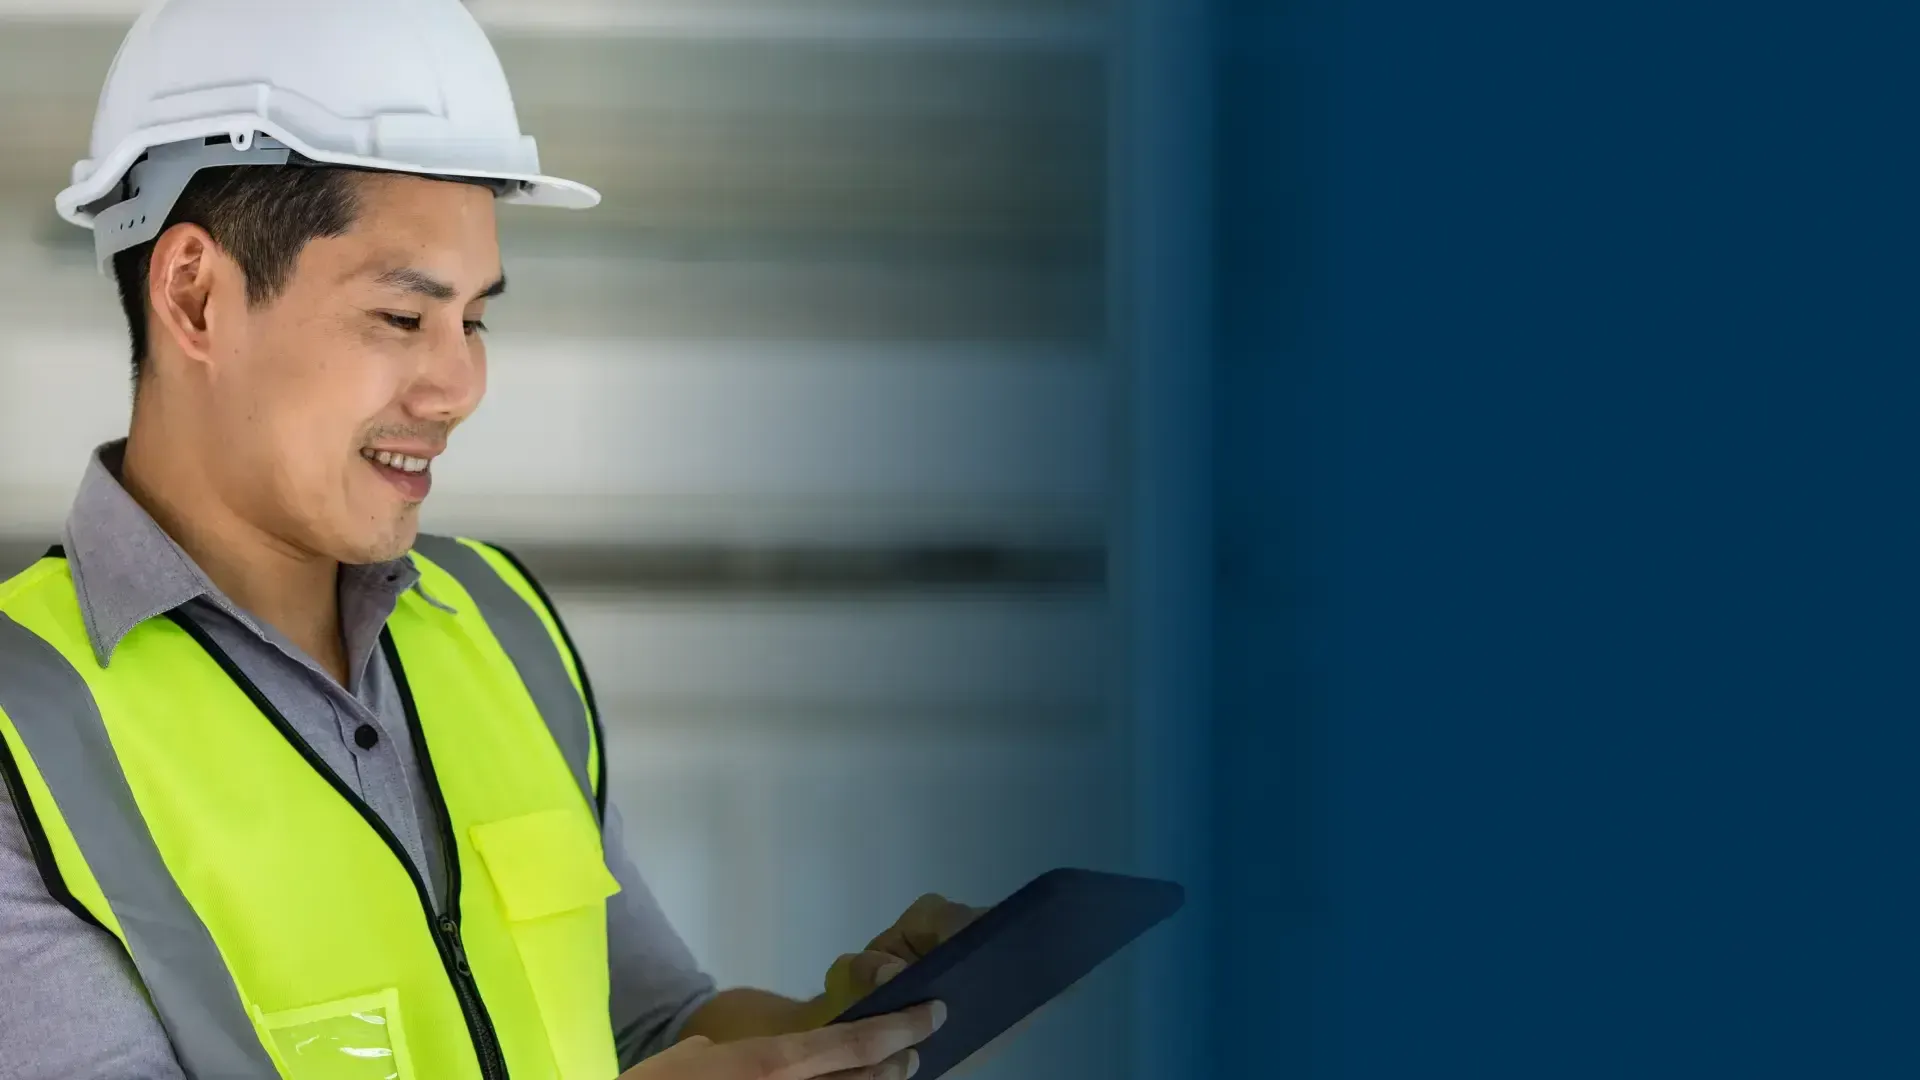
[254, 988, 415, 1080]
[470, 807, 621, 1080]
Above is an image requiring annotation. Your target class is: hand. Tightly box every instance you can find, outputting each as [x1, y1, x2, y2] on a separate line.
[819, 894, 985, 1021]
[620, 1001, 946, 1080]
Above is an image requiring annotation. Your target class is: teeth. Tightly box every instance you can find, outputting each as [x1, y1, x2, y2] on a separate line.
[362, 449, 430, 474]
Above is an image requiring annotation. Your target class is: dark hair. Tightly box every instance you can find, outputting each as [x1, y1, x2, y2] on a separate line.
[111, 164, 361, 384]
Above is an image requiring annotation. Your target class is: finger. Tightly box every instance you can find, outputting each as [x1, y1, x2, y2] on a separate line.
[615, 1035, 716, 1079]
[870, 895, 983, 960]
[827, 950, 908, 1001]
[865, 894, 946, 954]
[900, 897, 982, 958]
[815, 1048, 920, 1080]
[858, 950, 908, 988]
[756, 1001, 946, 1079]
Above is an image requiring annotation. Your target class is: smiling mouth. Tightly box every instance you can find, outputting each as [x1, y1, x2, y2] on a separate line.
[361, 447, 435, 501]
[361, 448, 430, 474]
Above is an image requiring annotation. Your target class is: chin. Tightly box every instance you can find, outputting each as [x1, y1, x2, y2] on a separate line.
[339, 518, 421, 566]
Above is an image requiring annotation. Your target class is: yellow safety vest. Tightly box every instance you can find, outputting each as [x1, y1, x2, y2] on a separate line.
[0, 535, 621, 1080]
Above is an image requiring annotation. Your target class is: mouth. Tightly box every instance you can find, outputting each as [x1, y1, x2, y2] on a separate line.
[361, 447, 435, 502]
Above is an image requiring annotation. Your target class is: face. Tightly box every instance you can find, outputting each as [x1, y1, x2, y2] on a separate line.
[187, 173, 501, 564]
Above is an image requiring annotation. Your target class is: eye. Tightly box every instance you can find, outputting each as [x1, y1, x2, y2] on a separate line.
[463, 319, 488, 337]
[379, 312, 422, 332]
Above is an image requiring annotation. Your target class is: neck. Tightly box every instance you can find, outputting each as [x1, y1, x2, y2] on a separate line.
[122, 400, 348, 684]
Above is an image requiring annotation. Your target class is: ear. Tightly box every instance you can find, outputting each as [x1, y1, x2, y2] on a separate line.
[146, 223, 238, 373]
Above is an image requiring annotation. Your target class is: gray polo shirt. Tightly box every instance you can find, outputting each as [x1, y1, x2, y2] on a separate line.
[0, 441, 713, 1079]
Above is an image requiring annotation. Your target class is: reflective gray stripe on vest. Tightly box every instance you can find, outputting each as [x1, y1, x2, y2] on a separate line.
[410, 535, 595, 813]
[0, 613, 279, 1080]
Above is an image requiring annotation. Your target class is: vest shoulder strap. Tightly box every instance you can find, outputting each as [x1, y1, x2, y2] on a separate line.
[409, 535, 607, 821]
[0, 549, 107, 930]
[0, 604, 279, 1078]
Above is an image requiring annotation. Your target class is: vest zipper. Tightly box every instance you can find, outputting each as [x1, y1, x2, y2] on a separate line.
[383, 631, 510, 1080]
[167, 613, 511, 1080]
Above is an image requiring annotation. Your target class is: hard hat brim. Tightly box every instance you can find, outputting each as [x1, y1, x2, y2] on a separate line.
[56, 114, 601, 229]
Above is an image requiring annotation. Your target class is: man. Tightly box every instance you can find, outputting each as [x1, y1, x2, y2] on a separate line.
[0, 2, 975, 1078]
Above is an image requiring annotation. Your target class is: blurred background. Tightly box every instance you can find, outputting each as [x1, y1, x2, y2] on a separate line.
[0, 2, 1207, 1078]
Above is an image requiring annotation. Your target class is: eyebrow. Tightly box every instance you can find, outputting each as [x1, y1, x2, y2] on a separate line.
[374, 268, 507, 303]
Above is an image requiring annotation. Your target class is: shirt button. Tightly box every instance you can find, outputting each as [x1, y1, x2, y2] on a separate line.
[354, 724, 380, 750]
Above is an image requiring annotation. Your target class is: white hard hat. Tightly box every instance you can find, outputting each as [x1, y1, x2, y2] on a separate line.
[58, 0, 601, 271]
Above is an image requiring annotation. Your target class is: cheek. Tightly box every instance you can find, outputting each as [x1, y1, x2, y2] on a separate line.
[254, 332, 410, 462]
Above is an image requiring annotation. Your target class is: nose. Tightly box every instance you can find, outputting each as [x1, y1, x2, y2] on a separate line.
[406, 319, 487, 424]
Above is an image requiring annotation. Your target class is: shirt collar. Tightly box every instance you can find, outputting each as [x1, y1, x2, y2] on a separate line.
[62, 439, 443, 668]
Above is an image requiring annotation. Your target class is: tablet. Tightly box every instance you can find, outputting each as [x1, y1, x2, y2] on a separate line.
[833, 867, 1185, 1080]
